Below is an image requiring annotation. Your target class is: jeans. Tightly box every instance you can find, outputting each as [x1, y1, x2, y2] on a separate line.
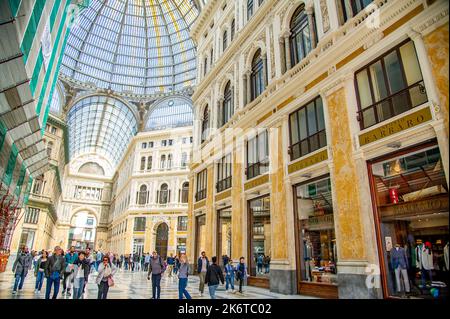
[45, 272, 61, 299]
[73, 277, 86, 299]
[178, 278, 191, 299]
[420, 268, 433, 287]
[208, 284, 219, 299]
[264, 264, 270, 273]
[125, 262, 128, 270]
[151, 273, 162, 299]
[238, 277, 244, 293]
[13, 272, 26, 291]
[199, 272, 206, 293]
[225, 275, 235, 290]
[257, 264, 263, 273]
[167, 265, 173, 277]
[35, 271, 45, 291]
[97, 280, 109, 299]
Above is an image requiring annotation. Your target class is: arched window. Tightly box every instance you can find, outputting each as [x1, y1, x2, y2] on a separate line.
[220, 81, 233, 127]
[251, 49, 265, 101]
[223, 30, 228, 52]
[147, 156, 152, 170]
[47, 141, 53, 158]
[140, 156, 146, 171]
[201, 106, 210, 143]
[160, 155, 166, 169]
[181, 152, 188, 168]
[290, 4, 312, 67]
[32, 174, 44, 194]
[159, 183, 169, 204]
[247, 0, 254, 19]
[181, 182, 189, 203]
[231, 19, 235, 41]
[138, 185, 148, 205]
[167, 154, 173, 169]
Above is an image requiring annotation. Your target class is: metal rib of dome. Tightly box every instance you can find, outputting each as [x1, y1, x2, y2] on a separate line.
[60, 0, 199, 96]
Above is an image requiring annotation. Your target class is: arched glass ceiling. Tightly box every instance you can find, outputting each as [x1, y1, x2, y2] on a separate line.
[60, 0, 199, 96]
[145, 97, 193, 131]
[68, 95, 138, 166]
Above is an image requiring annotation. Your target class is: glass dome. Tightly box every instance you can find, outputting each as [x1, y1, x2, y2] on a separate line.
[60, 0, 199, 96]
[145, 97, 193, 131]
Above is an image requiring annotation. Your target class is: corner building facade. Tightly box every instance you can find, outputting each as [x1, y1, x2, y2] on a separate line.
[187, 0, 449, 299]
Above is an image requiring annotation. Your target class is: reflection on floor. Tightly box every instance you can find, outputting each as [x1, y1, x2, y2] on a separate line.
[0, 268, 316, 299]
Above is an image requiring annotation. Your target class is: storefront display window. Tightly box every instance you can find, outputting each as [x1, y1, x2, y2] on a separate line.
[217, 208, 232, 266]
[195, 214, 206, 268]
[369, 144, 448, 299]
[248, 196, 271, 279]
[295, 176, 338, 286]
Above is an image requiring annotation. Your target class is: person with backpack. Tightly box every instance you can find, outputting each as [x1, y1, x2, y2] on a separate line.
[205, 256, 224, 299]
[177, 253, 192, 299]
[44, 246, 66, 299]
[147, 251, 166, 299]
[224, 259, 236, 293]
[12, 245, 33, 294]
[166, 253, 175, 277]
[236, 257, 248, 294]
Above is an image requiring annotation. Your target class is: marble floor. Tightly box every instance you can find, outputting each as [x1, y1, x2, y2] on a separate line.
[0, 267, 316, 299]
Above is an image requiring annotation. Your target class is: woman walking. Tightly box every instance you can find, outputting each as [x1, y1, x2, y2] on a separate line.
[236, 257, 248, 294]
[44, 246, 65, 299]
[96, 255, 117, 299]
[224, 259, 236, 293]
[34, 250, 48, 294]
[73, 252, 90, 299]
[177, 254, 191, 299]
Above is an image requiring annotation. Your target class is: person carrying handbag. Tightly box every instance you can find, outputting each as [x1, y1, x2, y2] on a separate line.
[96, 255, 117, 299]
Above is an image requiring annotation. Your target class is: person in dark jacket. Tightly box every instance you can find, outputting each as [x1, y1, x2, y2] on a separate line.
[205, 256, 224, 299]
[147, 251, 166, 299]
[12, 245, 33, 294]
[236, 257, 248, 294]
[73, 251, 90, 299]
[197, 251, 209, 296]
[44, 246, 65, 299]
[34, 250, 48, 294]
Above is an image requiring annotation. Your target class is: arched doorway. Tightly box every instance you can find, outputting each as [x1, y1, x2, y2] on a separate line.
[68, 211, 97, 250]
[155, 223, 169, 259]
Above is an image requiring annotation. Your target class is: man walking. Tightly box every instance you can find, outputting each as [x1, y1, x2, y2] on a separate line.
[166, 253, 175, 277]
[147, 251, 165, 299]
[197, 251, 209, 297]
[44, 246, 65, 299]
[205, 256, 224, 299]
[144, 253, 150, 272]
[12, 245, 33, 294]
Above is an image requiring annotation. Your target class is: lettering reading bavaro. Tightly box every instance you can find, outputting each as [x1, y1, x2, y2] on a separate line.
[178, 304, 213, 317]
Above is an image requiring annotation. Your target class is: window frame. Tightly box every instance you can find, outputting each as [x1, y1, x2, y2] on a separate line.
[216, 153, 232, 193]
[195, 169, 208, 201]
[246, 130, 269, 180]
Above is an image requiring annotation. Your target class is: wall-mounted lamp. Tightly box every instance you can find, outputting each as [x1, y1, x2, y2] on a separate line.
[387, 142, 402, 149]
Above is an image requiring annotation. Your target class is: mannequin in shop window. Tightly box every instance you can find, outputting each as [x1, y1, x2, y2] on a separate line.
[304, 237, 313, 282]
[416, 240, 434, 288]
[391, 243, 410, 295]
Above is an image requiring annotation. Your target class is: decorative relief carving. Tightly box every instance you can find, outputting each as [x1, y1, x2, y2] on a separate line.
[320, 0, 330, 33]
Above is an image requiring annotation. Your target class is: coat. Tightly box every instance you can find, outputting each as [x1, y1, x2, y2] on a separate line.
[12, 252, 32, 276]
[96, 262, 117, 285]
[197, 257, 209, 273]
[44, 254, 66, 278]
[416, 244, 434, 270]
[205, 264, 224, 286]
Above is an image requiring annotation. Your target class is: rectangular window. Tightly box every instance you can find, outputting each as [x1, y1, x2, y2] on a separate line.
[340, 0, 373, 23]
[246, 131, 269, 179]
[168, 139, 173, 146]
[133, 217, 146, 232]
[216, 154, 232, 192]
[289, 96, 327, 161]
[149, 141, 154, 148]
[161, 140, 167, 147]
[217, 208, 232, 260]
[51, 127, 57, 135]
[195, 169, 207, 201]
[177, 216, 188, 231]
[355, 40, 427, 129]
[141, 142, 147, 149]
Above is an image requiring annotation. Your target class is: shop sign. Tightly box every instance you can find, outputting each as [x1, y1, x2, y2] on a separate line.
[359, 107, 432, 146]
[244, 174, 269, 191]
[307, 214, 334, 231]
[380, 195, 448, 218]
[288, 149, 328, 174]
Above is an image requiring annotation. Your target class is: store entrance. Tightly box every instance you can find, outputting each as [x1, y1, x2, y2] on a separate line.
[369, 142, 449, 299]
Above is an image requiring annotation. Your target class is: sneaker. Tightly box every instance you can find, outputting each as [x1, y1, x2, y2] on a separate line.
[200, 292, 203, 297]
[12, 291, 17, 295]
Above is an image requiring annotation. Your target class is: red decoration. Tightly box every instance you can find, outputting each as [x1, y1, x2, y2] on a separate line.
[389, 188, 399, 204]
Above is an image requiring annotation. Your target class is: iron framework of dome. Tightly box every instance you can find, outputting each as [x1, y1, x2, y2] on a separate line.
[60, 0, 200, 97]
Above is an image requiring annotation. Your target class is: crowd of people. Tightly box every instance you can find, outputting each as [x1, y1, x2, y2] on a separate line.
[11, 245, 249, 300]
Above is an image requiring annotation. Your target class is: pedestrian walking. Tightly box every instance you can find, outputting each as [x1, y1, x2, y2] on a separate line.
[197, 251, 209, 297]
[177, 253, 191, 299]
[205, 256, 224, 299]
[73, 251, 90, 299]
[62, 246, 78, 296]
[12, 245, 33, 294]
[224, 259, 236, 293]
[147, 251, 166, 299]
[34, 250, 48, 294]
[96, 255, 117, 299]
[236, 257, 248, 294]
[44, 246, 65, 299]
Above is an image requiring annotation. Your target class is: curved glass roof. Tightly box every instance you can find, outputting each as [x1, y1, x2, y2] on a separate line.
[68, 95, 138, 166]
[145, 97, 193, 131]
[60, 0, 199, 96]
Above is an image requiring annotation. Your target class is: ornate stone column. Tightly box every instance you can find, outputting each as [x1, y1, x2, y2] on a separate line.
[262, 52, 268, 87]
[217, 97, 224, 128]
[283, 31, 292, 71]
[306, 6, 318, 48]
[245, 70, 252, 104]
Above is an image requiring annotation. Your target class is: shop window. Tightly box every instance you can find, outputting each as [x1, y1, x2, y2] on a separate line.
[133, 217, 146, 232]
[289, 96, 326, 161]
[369, 144, 448, 299]
[246, 130, 269, 179]
[177, 216, 188, 231]
[217, 208, 232, 263]
[248, 196, 271, 279]
[290, 4, 312, 67]
[220, 81, 234, 127]
[295, 176, 338, 292]
[217, 153, 232, 192]
[196, 169, 207, 201]
[355, 39, 427, 129]
[251, 49, 265, 101]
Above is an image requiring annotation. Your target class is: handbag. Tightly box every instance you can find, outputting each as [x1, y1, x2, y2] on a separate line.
[107, 276, 115, 287]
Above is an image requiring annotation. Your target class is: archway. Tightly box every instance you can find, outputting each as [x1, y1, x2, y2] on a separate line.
[155, 223, 169, 259]
[68, 211, 97, 250]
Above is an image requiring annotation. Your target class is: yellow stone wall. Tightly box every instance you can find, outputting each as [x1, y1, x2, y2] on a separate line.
[326, 88, 366, 261]
[424, 22, 449, 138]
[231, 145, 243, 260]
[204, 165, 215, 256]
[186, 174, 195, 262]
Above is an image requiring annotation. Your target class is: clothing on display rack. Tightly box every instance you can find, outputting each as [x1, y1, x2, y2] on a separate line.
[391, 245, 410, 293]
[416, 242, 434, 288]
[304, 240, 313, 281]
